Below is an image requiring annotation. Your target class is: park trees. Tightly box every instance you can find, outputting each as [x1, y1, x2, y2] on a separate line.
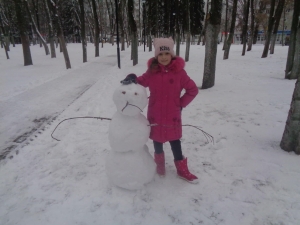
[202, 0, 222, 89]
[223, 0, 238, 59]
[285, 0, 300, 79]
[13, 0, 32, 66]
[280, 0, 300, 154]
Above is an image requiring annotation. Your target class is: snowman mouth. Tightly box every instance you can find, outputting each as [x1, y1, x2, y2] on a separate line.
[122, 101, 143, 112]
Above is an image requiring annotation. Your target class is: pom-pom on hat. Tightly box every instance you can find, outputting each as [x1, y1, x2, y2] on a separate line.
[153, 37, 175, 58]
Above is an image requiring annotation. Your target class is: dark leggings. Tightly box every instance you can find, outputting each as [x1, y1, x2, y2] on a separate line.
[153, 140, 183, 161]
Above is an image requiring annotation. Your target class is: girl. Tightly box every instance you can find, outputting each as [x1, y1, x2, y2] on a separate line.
[121, 37, 199, 183]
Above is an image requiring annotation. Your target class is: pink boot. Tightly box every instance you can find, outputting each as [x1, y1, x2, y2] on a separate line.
[174, 157, 198, 183]
[154, 152, 165, 176]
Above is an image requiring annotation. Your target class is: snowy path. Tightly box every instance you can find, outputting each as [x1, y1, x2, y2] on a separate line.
[0, 55, 117, 159]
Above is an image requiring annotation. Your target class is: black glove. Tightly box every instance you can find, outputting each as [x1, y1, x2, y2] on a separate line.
[121, 73, 137, 85]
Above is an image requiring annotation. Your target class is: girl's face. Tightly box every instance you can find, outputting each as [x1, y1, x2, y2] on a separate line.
[157, 52, 172, 66]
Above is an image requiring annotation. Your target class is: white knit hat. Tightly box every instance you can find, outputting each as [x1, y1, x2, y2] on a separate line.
[153, 37, 175, 58]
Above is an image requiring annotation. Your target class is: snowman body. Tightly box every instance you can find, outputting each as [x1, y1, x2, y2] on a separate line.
[106, 83, 156, 190]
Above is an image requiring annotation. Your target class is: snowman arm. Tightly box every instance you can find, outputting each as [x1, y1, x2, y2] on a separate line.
[180, 71, 199, 108]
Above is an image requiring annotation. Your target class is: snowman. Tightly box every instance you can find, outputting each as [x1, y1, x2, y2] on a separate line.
[105, 83, 156, 190]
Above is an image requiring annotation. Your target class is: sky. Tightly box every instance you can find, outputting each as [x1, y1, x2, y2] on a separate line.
[0, 41, 299, 225]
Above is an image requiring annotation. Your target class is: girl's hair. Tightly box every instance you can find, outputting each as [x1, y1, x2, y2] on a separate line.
[149, 58, 159, 71]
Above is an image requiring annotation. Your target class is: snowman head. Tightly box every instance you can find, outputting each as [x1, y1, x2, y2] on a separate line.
[113, 83, 148, 116]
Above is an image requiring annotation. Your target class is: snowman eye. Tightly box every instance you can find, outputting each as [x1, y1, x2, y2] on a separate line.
[122, 91, 126, 94]
[134, 92, 138, 95]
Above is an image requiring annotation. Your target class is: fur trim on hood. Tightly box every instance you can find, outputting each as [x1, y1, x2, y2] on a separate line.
[147, 57, 185, 73]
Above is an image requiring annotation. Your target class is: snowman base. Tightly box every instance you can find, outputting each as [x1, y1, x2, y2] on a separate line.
[106, 145, 156, 190]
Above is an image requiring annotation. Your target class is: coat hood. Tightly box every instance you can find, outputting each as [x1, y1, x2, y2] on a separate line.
[147, 57, 185, 73]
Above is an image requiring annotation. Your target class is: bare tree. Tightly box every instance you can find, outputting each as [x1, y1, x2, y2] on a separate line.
[31, 0, 42, 47]
[119, 0, 126, 51]
[202, 0, 222, 89]
[128, 0, 138, 65]
[261, 0, 275, 58]
[51, 0, 71, 69]
[241, 0, 250, 56]
[269, 0, 285, 54]
[105, 0, 115, 45]
[25, 0, 49, 55]
[223, 0, 238, 59]
[222, 0, 229, 50]
[247, 0, 254, 51]
[280, 76, 300, 154]
[91, 0, 100, 57]
[13, 0, 32, 66]
[0, 4, 10, 59]
[78, 0, 87, 62]
[201, 0, 210, 45]
[285, 0, 300, 79]
[44, 0, 56, 58]
[185, 0, 191, 62]
[280, 1, 300, 154]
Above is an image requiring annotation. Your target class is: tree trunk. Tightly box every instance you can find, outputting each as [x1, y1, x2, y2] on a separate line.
[128, 0, 138, 65]
[281, 7, 285, 46]
[148, 35, 152, 52]
[79, 0, 87, 62]
[222, 0, 228, 50]
[13, 0, 32, 66]
[247, 0, 254, 51]
[0, 37, 9, 59]
[32, 0, 42, 48]
[290, 21, 300, 80]
[242, 0, 250, 56]
[52, 0, 71, 69]
[45, 0, 56, 58]
[270, 0, 285, 54]
[185, 0, 191, 62]
[119, 0, 125, 51]
[280, 77, 300, 154]
[202, 0, 222, 89]
[25, 0, 50, 55]
[223, 0, 237, 60]
[185, 33, 191, 62]
[285, 0, 300, 79]
[175, 0, 180, 56]
[0, 15, 10, 59]
[91, 0, 100, 57]
[201, 0, 210, 46]
[261, 0, 275, 58]
[281, 6, 300, 153]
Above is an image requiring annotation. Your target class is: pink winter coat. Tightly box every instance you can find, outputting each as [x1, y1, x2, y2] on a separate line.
[137, 57, 199, 143]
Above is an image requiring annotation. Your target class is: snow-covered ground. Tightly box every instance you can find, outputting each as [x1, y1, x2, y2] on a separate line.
[0, 42, 299, 225]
